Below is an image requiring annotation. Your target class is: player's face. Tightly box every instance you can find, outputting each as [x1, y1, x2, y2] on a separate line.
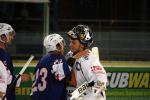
[60, 42, 65, 54]
[69, 39, 84, 54]
[6, 33, 15, 44]
[59, 46, 64, 55]
[57, 40, 65, 54]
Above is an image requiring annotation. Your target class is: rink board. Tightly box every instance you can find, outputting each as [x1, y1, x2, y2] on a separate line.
[13, 61, 150, 100]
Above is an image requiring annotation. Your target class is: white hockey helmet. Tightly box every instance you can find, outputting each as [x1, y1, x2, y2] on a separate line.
[43, 33, 65, 52]
[0, 23, 15, 43]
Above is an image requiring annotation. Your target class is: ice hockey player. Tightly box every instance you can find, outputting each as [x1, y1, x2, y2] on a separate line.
[0, 23, 30, 100]
[32, 34, 70, 100]
[66, 25, 107, 100]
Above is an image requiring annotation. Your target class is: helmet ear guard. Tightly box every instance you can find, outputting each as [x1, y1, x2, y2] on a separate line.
[0, 34, 7, 43]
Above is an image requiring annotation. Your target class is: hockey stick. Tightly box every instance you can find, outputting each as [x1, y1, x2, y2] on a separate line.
[68, 81, 96, 100]
[2, 55, 34, 100]
[68, 82, 88, 100]
[68, 81, 106, 100]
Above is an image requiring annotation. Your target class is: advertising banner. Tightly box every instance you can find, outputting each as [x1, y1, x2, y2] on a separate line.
[14, 66, 150, 100]
[105, 67, 150, 100]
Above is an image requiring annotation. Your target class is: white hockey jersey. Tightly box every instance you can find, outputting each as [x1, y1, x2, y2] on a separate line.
[75, 54, 106, 85]
[67, 50, 107, 100]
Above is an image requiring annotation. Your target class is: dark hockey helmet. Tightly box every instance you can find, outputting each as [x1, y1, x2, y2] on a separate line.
[67, 25, 93, 47]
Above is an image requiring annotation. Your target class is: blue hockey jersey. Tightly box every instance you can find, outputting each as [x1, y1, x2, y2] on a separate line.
[32, 52, 70, 100]
[0, 48, 16, 100]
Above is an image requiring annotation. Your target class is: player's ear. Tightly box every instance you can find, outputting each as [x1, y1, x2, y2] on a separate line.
[0, 34, 7, 43]
[56, 43, 62, 51]
[80, 44, 85, 50]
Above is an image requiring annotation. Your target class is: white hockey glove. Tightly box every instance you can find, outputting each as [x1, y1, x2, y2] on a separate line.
[91, 81, 106, 99]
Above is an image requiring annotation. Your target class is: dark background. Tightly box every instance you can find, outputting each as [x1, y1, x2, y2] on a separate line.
[0, 0, 150, 60]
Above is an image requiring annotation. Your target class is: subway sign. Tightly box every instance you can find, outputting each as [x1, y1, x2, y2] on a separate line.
[107, 72, 150, 89]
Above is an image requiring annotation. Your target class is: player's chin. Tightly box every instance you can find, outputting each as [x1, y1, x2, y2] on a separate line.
[70, 49, 75, 53]
[61, 51, 64, 55]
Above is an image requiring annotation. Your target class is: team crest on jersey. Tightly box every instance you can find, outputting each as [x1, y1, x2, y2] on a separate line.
[51, 59, 66, 81]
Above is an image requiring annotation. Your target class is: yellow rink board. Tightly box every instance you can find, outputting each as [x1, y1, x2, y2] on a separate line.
[13, 60, 150, 67]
